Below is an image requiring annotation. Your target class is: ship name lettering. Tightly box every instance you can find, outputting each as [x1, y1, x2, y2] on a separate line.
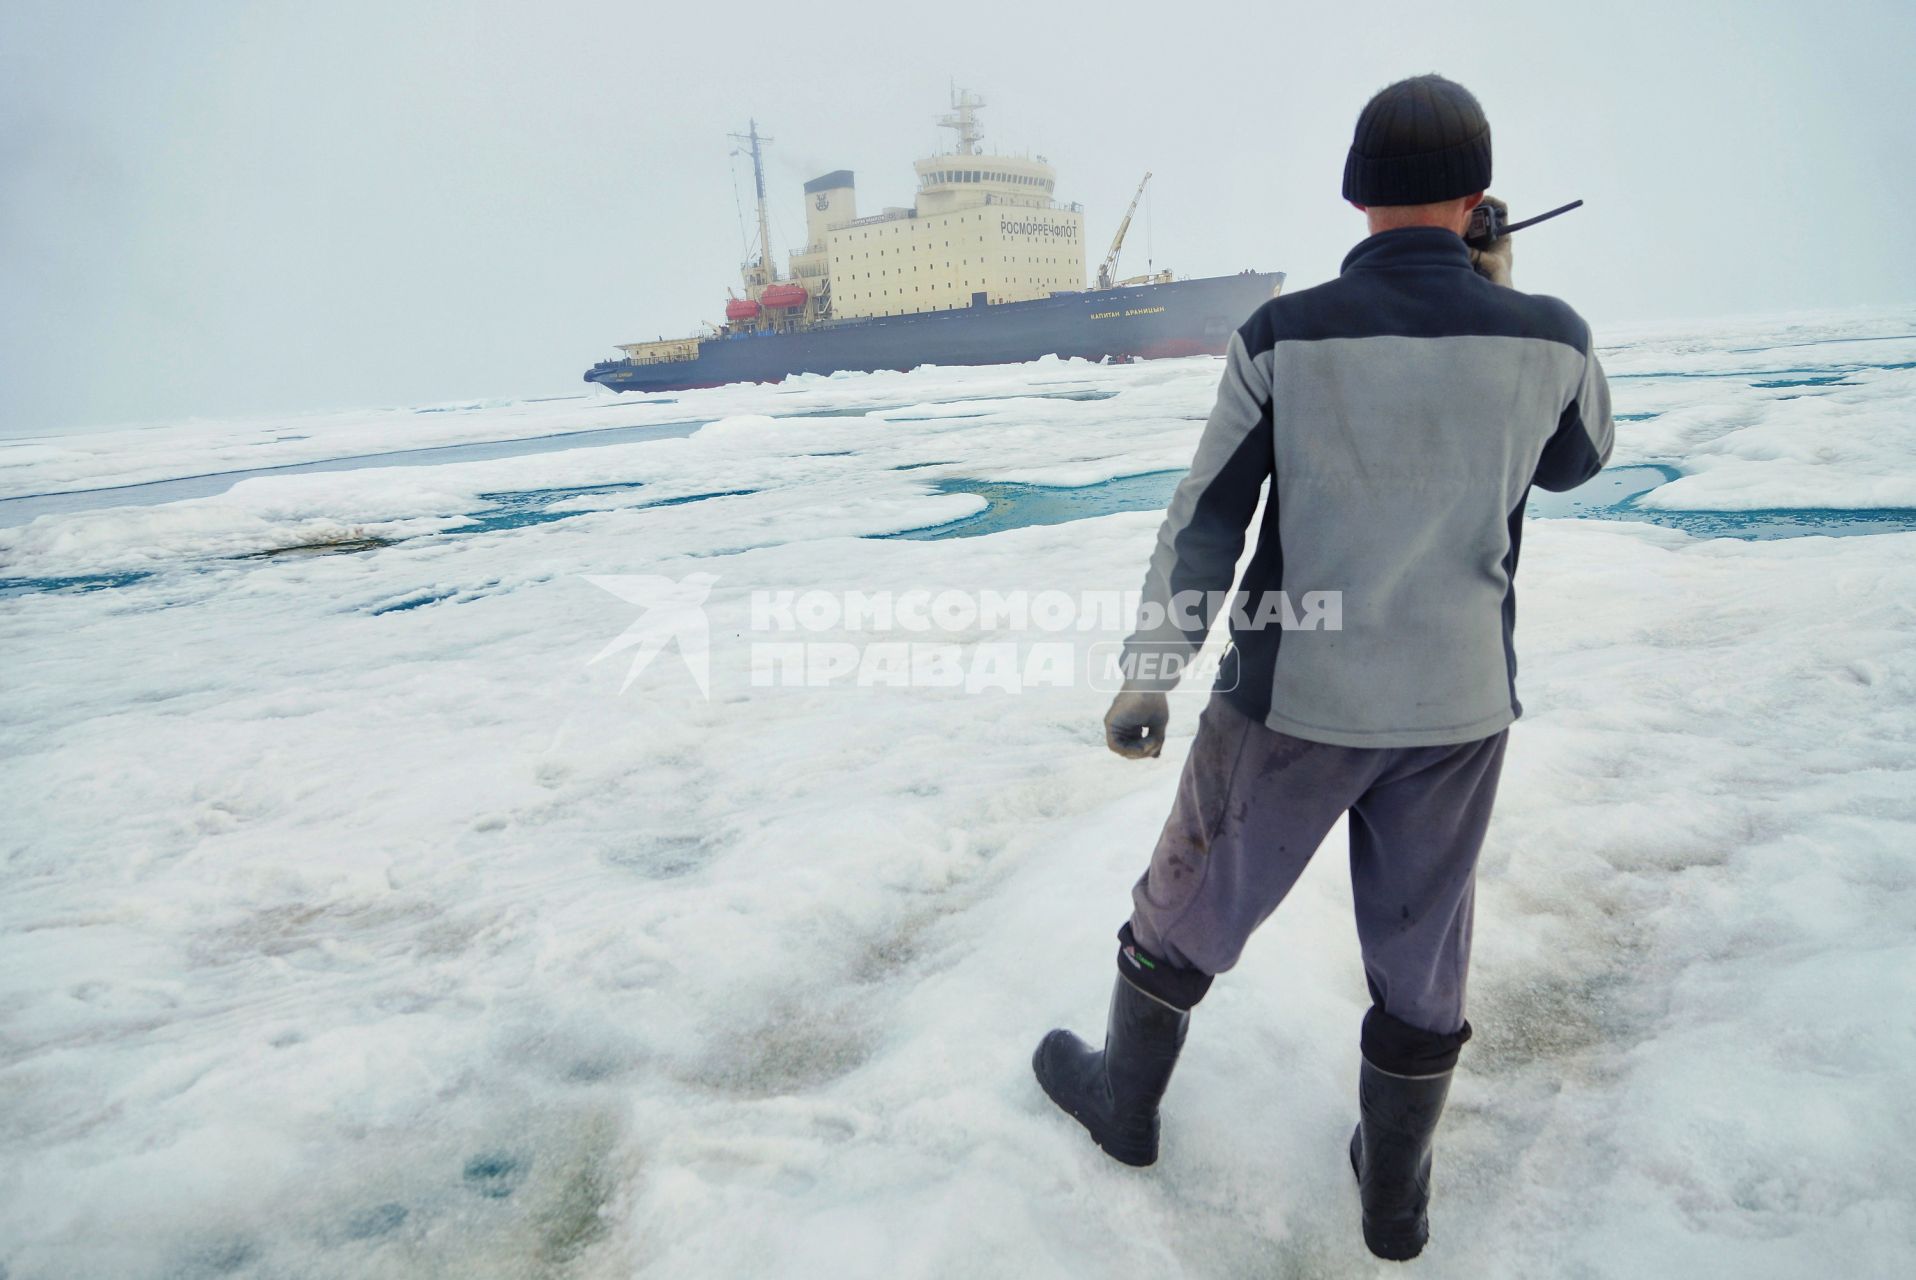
[998, 217, 1077, 239]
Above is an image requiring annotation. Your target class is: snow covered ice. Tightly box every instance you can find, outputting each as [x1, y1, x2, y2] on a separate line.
[2, 310, 1915, 1277]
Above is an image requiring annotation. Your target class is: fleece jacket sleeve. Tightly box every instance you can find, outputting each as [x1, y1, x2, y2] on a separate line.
[1533, 320, 1615, 493]
[1118, 327, 1275, 691]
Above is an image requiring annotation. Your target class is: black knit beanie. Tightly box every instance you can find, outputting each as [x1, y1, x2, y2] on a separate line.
[1342, 75, 1492, 206]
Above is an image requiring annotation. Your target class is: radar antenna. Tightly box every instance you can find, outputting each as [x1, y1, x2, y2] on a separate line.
[937, 86, 986, 156]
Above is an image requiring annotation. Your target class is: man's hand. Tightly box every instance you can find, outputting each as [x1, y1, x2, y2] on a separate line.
[1104, 689, 1170, 759]
[1469, 194, 1514, 287]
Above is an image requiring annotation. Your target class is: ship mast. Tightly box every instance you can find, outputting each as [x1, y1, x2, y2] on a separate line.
[937, 87, 985, 156]
[728, 120, 777, 291]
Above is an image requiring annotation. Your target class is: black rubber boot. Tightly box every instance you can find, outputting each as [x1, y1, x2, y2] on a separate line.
[1032, 974, 1189, 1167]
[1348, 1057, 1453, 1261]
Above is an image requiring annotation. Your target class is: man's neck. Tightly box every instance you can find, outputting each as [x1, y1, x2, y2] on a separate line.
[1365, 213, 1468, 238]
[1363, 198, 1473, 238]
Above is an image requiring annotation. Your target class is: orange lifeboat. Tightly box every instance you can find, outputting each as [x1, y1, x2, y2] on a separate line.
[760, 283, 808, 309]
[725, 297, 761, 322]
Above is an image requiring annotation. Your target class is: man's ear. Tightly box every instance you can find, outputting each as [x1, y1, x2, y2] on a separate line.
[1349, 200, 1368, 213]
[1462, 192, 1486, 212]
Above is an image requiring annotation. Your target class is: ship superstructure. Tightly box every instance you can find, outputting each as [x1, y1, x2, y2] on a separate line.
[590, 92, 1282, 392]
[797, 90, 1087, 320]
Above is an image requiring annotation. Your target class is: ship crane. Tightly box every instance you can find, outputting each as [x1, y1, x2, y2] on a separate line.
[1097, 172, 1151, 290]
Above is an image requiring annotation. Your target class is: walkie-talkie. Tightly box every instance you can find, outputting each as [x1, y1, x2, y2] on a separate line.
[1465, 199, 1585, 249]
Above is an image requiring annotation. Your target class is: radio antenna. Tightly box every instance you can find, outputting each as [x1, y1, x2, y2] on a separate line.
[1503, 198, 1584, 236]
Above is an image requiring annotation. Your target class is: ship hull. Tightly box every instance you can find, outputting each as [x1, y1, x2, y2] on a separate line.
[585, 272, 1283, 393]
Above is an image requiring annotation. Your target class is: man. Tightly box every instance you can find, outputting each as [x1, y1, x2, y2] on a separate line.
[1032, 75, 1613, 1261]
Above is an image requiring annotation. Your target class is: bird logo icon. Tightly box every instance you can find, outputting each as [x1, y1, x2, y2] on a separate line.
[583, 573, 719, 698]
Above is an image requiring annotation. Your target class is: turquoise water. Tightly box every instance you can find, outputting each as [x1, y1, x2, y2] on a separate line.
[0, 485, 758, 599]
[0, 390, 1122, 529]
[881, 464, 1916, 543]
[9, 346, 1916, 601]
[1525, 464, 1916, 539]
[1609, 359, 1915, 382]
[0, 571, 155, 599]
[9, 463, 1912, 600]
[453, 484, 758, 535]
[877, 472, 1183, 540]
[1526, 464, 1682, 519]
[775, 387, 1119, 421]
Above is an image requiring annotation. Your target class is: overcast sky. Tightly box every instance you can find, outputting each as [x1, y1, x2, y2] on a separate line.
[2, 0, 1911, 435]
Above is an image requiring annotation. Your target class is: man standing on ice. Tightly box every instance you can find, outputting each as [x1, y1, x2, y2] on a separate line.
[1033, 75, 1613, 1261]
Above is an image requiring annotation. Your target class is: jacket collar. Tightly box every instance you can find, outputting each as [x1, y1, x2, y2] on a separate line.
[1340, 225, 1474, 275]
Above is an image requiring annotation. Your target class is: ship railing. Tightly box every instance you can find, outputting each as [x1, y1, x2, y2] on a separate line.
[605, 352, 694, 367]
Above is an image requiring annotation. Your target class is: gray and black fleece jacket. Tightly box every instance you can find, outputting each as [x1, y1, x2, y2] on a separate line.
[1123, 225, 1614, 748]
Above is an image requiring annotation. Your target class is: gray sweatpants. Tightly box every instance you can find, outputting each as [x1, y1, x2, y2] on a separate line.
[1128, 694, 1507, 1036]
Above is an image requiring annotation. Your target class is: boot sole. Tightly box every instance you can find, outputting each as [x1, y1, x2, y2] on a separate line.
[1032, 1035, 1158, 1167]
